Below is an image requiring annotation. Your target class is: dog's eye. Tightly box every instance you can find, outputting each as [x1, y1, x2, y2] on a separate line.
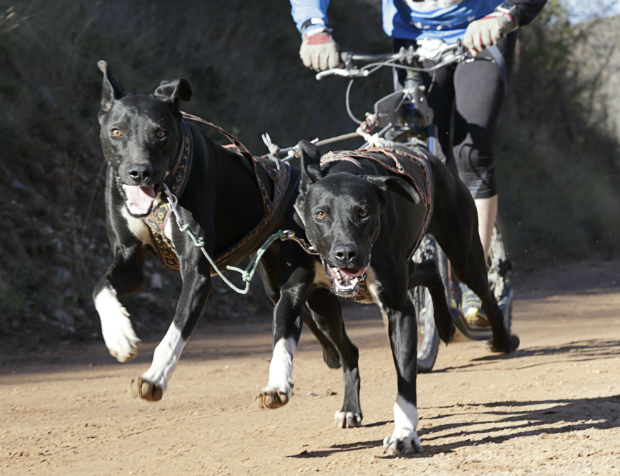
[316, 211, 326, 219]
[359, 210, 369, 218]
[111, 129, 122, 137]
[156, 130, 167, 139]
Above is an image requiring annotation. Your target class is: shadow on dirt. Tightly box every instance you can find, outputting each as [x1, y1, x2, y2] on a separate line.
[416, 393, 620, 456]
[433, 339, 620, 374]
[288, 394, 620, 459]
[290, 439, 385, 458]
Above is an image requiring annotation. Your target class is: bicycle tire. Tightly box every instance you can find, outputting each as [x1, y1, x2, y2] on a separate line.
[411, 235, 441, 373]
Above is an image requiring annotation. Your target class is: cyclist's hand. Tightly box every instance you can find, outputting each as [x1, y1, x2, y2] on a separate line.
[300, 29, 340, 71]
[463, 12, 514, 57]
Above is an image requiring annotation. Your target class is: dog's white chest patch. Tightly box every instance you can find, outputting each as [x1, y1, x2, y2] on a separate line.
[121, 207, 152, 247]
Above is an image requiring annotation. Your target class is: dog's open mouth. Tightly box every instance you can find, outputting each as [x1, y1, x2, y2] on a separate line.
[322, 258, 369, 297]
[122, 184, 156, 215]
[116, 176, 159, 216]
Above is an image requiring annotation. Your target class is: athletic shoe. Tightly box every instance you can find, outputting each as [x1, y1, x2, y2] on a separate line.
[460, 284, 490, 327]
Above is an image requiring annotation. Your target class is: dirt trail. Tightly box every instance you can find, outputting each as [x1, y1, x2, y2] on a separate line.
[2, 259, 620, 475]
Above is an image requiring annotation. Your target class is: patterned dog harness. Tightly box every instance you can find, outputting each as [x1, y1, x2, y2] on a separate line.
[143, 113, 290, 270]
[320, 146, 433, 301]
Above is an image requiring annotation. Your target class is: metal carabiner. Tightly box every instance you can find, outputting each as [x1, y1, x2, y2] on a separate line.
[282, 230, 319, 255]
[164, 183, 186, 228]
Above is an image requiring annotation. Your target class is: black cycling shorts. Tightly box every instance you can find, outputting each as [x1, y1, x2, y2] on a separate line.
[394, 33, 517, 199]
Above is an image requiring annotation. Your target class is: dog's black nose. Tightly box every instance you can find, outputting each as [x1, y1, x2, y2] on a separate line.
[333, 243, 358, 267]
[127, 162, 153, 184]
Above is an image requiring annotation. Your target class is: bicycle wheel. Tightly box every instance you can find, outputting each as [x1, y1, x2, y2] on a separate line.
[487, 217, 513, 333]
[411, 235, 441, 373]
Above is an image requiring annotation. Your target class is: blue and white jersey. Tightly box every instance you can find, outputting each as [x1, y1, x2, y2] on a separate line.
[291, 0, 504, 43]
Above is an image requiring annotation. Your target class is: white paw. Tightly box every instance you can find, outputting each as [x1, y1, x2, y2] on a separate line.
[383, 395, 422, 454]
[382, 433, 423, 455]
[136, 324, 185, 400]
[95, 287, 141, 362]
[255, 382, 293, 410]
[334, 411, 362, 428]
[256, 338, 296, 409]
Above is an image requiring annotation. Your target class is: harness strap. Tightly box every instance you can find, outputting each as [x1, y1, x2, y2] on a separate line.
[180, 111, 274, 213]
[144, 113, 291, 272]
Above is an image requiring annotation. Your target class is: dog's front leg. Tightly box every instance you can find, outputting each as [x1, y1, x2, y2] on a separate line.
[131, 246, 212, 402]
[93, 245, 146, 363]
[255, 266, 314, 410]
[380, 297, 424, 455]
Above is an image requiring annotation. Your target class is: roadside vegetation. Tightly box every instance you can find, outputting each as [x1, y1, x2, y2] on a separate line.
[0, 0, 618, 337]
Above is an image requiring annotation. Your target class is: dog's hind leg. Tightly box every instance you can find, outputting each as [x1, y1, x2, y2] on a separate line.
[93, 245, 146, 363]
[306, 288, 362, 428]
[428, 177, 518, 354]
[408, 259, 455, 345]
[130, 246, 212, 402]
[434, 228, 518, 353]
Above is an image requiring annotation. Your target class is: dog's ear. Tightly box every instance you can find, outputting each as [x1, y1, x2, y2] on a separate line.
[97, 60, 127, 113]
[365, 175, 420, 205]
[298, 140, 322, 185]
[154, 78, 193, 104]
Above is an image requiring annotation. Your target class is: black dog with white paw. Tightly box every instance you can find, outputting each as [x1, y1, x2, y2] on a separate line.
[92, 61, 312, 402]
[256, 140, 518, 455]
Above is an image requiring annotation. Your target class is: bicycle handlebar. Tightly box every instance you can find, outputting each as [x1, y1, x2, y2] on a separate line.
[340, 51, 409, 62]
[316, 41, 468, 81]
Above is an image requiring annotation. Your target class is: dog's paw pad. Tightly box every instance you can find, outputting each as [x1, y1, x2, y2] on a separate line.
[334, 411, 362, 428]
[130, 377, 163, 402]
[382, 435, 423, 455]
[255, 387, 289, 410]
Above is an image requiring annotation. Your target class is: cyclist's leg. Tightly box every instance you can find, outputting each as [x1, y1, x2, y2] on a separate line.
[451, 33, 517, 257]
[419, 62, 455, 165]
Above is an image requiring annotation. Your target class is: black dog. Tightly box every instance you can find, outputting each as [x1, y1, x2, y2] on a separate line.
[92, 62, 333, 402]
[256, 140, 518, 454]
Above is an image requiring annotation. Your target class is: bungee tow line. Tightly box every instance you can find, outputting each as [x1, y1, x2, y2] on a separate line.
[163, 184, 318, 295]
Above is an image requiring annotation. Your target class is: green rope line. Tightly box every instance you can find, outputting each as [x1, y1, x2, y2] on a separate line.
[180, 224, 287, 295]
[163, 183, 316, 295]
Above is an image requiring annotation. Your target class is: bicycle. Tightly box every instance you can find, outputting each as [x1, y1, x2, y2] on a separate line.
[263, 39, 514, 373]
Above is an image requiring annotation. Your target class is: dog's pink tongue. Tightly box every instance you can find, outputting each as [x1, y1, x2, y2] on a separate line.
[340, 266, 369, 278]
[122, 185, 155, 215]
